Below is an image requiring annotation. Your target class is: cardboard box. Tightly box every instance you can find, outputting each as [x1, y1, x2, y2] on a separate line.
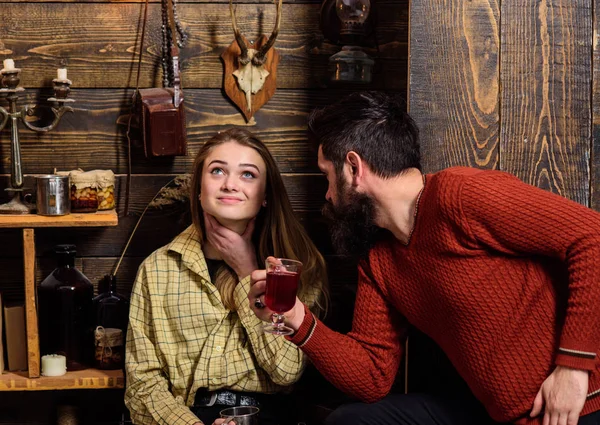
[4, 304, 27, 371]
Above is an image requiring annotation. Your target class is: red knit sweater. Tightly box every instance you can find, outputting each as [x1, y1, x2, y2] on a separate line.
[289, 167, 600, 424]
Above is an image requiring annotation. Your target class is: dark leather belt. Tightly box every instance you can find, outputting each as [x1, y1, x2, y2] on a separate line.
[194, 390, 260, 407]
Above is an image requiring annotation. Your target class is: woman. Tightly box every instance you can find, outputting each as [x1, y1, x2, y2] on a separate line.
[125, 128, 328, 425]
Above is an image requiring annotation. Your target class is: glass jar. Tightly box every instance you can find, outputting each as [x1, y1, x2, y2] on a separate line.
[95, 170, 116, 211]
[94, 327, 124, 370]
[70, 170, 98, 213]
[38, 245, 94, 370]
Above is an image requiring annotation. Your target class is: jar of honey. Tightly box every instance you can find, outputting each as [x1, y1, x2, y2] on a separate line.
[96, 170, 116, 210]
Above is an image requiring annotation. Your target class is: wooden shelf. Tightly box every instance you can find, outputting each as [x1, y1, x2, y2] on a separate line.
[0, 369, 124, 391]
[1, 211, 119, 379]
[0, 210, 118, 228]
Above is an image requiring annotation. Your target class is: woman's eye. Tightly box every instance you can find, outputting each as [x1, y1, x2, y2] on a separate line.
[210, 168, 224, 175]
[242, 171, 255, 179]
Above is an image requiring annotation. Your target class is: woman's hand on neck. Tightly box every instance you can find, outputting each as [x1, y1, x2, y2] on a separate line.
[203, 218, 249, 260]
[203, 213, 258, 279]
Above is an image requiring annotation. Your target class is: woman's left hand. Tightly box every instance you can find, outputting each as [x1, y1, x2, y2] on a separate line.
[204, 212, 258, 279]
[211, 419, 235, 425]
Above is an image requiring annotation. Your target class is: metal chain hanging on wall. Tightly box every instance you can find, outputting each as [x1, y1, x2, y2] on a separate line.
[161, 0, 188, 87]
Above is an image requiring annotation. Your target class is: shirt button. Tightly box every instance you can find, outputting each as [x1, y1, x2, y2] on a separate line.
[211, 378, 218, 384]
[215, 346, 222, 352]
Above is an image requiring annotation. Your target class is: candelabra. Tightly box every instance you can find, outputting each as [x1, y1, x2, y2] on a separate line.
[0, 59, 74, 214]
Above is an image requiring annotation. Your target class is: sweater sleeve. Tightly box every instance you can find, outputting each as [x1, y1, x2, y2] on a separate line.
[458, 171, 600, 371]
[232, 275, 309, 386]
[286, 260, 407, 402]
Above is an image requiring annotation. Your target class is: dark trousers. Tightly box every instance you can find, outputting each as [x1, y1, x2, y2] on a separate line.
[324, 393, 600, 425]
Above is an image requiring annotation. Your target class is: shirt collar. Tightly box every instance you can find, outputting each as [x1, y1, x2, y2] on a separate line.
[167, 225, 209, 280]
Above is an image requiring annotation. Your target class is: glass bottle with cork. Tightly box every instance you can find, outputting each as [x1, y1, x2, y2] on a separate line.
[93, 274, 129, 369]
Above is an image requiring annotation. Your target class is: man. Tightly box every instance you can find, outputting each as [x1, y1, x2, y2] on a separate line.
[249, 91, 600, 425]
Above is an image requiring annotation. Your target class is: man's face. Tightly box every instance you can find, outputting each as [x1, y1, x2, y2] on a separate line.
[318, 146, 382, 258]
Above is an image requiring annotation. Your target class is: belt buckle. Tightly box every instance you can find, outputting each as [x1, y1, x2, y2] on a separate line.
[194, 391, 218, 407]
[206, 393, 218, 407]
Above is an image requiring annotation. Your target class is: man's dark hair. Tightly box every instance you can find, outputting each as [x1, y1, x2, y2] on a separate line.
[308, 91, 421, 178]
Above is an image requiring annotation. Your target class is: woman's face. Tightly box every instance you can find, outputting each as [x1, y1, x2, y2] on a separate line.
[200, 141, 267, 224]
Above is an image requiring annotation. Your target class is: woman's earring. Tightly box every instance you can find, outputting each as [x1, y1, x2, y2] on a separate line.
[262, 200, 267, 207]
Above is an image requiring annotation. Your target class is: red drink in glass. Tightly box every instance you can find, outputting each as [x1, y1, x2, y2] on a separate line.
[265, 270, 299, 313]
[263, 257, 302, 336]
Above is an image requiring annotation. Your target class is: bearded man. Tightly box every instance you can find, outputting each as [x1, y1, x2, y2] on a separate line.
[249, 91, 600, 425]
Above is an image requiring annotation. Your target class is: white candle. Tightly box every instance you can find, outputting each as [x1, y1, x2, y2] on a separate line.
[41, 354, 67, 377]
[3, 59, 15, 71]
[57, 68, 67, 80]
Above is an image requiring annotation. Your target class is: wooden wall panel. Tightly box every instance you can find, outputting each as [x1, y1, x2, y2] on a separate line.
[499, 0, 591, 205]
[408, 0, 500, 172]
[592, 0, 600, 211]
[2, 89, 382, 175]
[1, 3, 407, 90]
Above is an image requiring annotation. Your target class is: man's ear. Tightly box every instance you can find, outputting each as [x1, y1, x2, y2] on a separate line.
[346, 151, 364, 186]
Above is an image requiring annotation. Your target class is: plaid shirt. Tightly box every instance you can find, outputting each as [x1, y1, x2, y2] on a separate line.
[125, 225, 320, 425]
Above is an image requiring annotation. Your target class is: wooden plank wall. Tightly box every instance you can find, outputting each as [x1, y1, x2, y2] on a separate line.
[410, 0, 592, 203]
[0, 0, 409, 315]
[408, 0, 594, 392]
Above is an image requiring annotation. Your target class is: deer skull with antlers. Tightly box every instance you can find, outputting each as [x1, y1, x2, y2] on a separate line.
[221, 0, 282, 121]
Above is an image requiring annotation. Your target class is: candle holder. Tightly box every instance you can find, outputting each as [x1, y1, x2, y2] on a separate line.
[0, 65, 74, 214]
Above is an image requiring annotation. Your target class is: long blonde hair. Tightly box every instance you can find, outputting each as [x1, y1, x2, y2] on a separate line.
[191, 128, 328, 314]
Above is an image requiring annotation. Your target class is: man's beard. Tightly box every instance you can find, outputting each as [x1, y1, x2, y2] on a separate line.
[322, 180, 382, 258]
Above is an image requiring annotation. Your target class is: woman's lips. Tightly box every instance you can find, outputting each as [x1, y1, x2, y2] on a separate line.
[218, 197, 243, 204]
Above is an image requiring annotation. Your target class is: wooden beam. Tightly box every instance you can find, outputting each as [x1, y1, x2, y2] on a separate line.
[22, 229, 40, 378]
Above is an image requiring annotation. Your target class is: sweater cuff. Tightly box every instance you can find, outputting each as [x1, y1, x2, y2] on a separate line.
[555, 347, 597, 371]
[286, 304, 316, 347]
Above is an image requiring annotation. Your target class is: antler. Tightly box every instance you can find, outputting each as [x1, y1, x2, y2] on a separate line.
[230, 0, 250, 65]
[253, 0, 282, 66]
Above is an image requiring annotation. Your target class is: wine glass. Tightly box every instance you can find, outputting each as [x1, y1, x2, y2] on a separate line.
[263, 258, 302, 335]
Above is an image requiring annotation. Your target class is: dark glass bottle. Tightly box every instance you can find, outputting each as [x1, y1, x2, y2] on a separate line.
[93, 275, 129, 369]
[38, 245, 94, 371]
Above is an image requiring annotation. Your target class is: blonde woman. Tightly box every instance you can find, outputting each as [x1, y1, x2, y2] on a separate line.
[125, 128, 328, 425]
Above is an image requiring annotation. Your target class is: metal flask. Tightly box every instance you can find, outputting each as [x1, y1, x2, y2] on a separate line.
[36, 175, 70, 216]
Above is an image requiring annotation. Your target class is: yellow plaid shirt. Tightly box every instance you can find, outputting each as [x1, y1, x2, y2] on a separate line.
[125, 225, 320, 425]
